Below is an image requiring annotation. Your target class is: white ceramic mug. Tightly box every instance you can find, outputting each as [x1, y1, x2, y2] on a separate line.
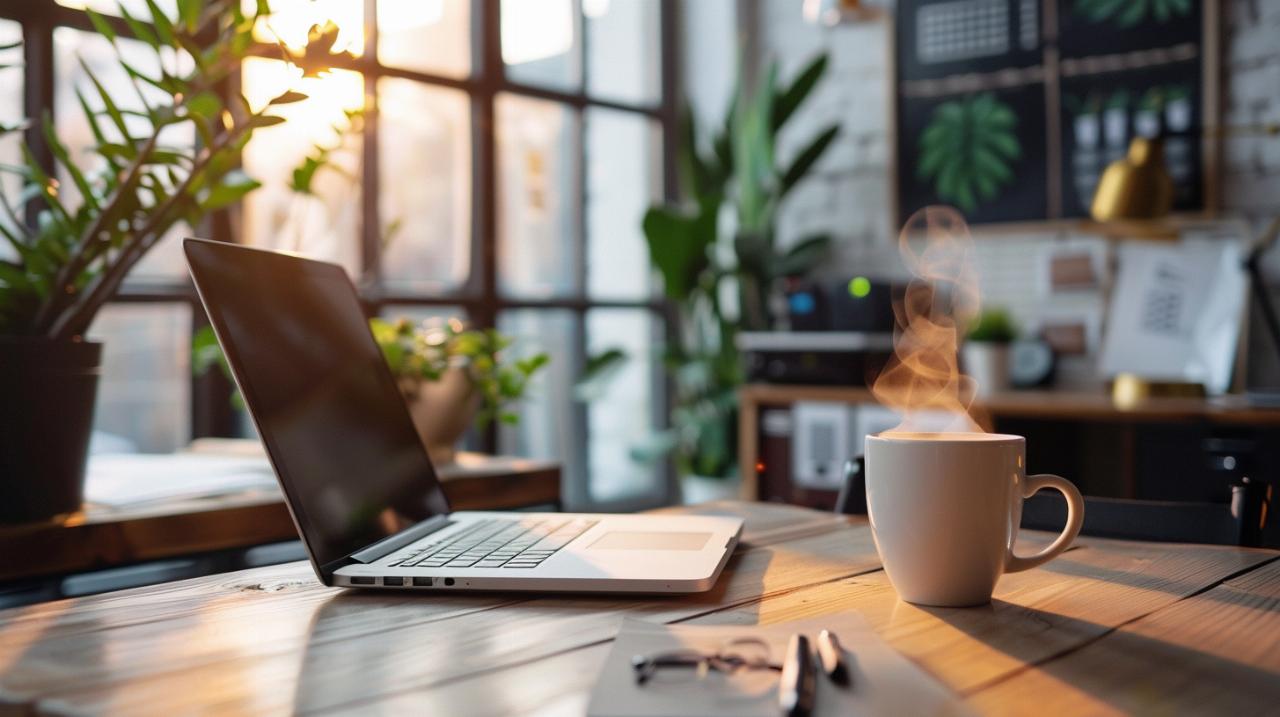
[864, 432, 1085, 607]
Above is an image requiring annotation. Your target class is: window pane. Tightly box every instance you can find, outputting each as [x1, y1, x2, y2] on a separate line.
[0, 21, 21, 259]
[53, 28, 194, 282]
[378, 79, 471, 291]
[497, 309, 580, 499]
[585, 0, 660, 105]
[496, 94, 578, 297]
[88, 303, 191, 454]
[380, 304, 466, 327]
[250, 0, 365, 56]
[501, 0, 580, 91]
[586, 108, 660, 300]
[586, 308, 658, 503]
[242, 57, 364, 276]
[378, 0, 471, 78]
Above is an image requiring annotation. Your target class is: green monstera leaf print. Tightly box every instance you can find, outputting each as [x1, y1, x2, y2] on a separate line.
[916, 93, 1021, 214]
[1075, 0, 1191, 27]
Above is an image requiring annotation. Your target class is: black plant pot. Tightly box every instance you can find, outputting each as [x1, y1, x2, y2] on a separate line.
[0, 338, 102, 523]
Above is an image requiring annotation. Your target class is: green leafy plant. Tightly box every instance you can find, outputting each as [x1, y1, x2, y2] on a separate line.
[196, 318, 549, 430]
[916, 93, 1021, 214]
[967, 308, 1018, 343]
[0, 0, 349, 340]
[1139, 87, 1164, 112]
[1075, 0, 1191, 27]
[370, 318, 548, 428]
[1105, 90, 1130, 111]
[587, 54, 839, 480]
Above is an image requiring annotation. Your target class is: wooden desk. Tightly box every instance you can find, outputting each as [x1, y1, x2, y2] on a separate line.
[0, 452, 560, 583]
[0, 501, 1275, 715]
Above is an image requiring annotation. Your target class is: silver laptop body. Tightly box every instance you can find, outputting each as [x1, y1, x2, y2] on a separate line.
[184, 238, 742, 593]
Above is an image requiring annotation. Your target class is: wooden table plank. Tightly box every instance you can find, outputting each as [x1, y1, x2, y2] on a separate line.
[968, 557, 1280, 715]
[1, 503, 1276, 717]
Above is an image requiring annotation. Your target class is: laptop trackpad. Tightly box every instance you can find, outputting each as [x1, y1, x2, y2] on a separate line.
[588, 531, 712, 551]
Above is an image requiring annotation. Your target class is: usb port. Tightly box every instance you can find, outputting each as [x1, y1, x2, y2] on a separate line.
[383, 576, 404, 586]
[350, 576, 376, 586]
[413, 577, 433, 587]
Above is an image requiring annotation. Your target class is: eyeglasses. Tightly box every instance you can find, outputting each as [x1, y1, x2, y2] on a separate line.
[631, 637, 783, 690]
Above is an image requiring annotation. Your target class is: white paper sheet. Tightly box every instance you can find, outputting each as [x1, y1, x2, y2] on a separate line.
[587, 613, 973, 717]
[85, 453, 279, 508]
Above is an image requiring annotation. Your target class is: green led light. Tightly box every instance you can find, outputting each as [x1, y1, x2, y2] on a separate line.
[848, 276, 871, 298]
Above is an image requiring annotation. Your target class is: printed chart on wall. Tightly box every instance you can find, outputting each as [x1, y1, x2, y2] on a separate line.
[894, 0, 1215, 226]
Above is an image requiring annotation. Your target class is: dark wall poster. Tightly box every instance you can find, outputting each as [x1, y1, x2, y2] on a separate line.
[894, 0, 1215, 227]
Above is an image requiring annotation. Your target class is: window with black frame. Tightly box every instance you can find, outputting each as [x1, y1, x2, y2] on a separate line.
[1, 0, 675, 511]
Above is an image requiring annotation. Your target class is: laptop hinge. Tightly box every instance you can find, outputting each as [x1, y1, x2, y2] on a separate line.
[348, 515, 455, 565]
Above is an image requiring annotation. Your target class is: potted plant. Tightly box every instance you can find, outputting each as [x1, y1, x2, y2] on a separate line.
[0, 0, 343, 523]
[1070, 93, 1102, 150]
[1134, 88, 1163, 139]
[1164, 85, 1192, 133]
[195, 317, 548, 465]
[962, 308, 1018, 397]
[583, 55, 839, 501]
[1103, 90, 1130, 149]
[370, 318, 548, 465]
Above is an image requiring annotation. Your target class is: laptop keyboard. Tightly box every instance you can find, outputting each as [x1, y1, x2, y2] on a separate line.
[385, 517, 598, 570]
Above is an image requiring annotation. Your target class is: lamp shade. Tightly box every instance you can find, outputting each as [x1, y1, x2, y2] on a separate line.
[1089, 137, 1174, 222]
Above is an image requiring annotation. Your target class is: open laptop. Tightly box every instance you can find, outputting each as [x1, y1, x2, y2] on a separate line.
[184, 238, 742, 593]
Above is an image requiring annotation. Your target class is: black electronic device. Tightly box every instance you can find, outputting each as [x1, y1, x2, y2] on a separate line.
[785, 276, 901, 332]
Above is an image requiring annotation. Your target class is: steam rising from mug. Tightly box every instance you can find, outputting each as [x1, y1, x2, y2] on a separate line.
[872, 206, 985, 434]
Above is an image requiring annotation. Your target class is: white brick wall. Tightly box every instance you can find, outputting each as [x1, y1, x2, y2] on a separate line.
[749, 0, 1280, 386]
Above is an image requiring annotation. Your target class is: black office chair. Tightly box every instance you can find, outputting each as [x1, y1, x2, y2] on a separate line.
[834, 454, 1273, 548]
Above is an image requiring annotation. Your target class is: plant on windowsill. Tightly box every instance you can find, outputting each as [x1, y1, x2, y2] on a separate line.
[581, 54, 839, 495]
[372, 318, 549, 465]
[195, 317, 549, 466]
[962, 308, 1019, 397]
[0, 0, 346, 523]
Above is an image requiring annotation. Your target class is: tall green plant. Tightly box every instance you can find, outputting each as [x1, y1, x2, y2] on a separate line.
[0, 0, 346, 340]
[593, 54, 838, 480]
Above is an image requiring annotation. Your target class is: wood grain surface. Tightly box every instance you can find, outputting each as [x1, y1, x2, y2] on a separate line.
[0, 501, 1275, 716]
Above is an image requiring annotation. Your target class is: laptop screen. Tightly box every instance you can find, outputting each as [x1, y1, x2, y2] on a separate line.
[185, 239, 450, 570]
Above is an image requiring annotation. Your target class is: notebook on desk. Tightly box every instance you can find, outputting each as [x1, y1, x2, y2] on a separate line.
[587, 614, 972, 717]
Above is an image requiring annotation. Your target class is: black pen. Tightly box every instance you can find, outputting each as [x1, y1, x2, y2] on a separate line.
[778, 633, 816, 717]
[817, 629, 851, 687]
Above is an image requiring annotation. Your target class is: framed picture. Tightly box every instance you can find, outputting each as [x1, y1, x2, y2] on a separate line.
[892, 0, 1220, 227]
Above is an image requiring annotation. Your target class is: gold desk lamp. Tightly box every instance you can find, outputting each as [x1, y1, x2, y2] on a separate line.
[1089, 127, 1280, 403]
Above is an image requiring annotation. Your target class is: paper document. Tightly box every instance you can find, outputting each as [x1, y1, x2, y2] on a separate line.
[85, 453, 278, 508]
[587, 613, 972, 717]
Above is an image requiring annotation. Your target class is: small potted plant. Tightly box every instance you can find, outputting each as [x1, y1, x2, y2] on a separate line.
[1134, 88, 1163, 138]
[962, 308, 1018, 396]
[196, 317, 548, 465]
[370, 318, 548, 465]
[1164, 85, 1192, 133]
[1103, 90, 1131, 149]
[1071, 93, 1103, 150]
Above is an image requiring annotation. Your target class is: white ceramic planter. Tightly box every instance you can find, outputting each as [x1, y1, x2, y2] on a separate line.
[1074, 114, 1100, 149]
[1165, 99, 1191, 132]
[1134, 110, 1160, 138]
[1104, 108, 1128, 148]
[401, 367, 479, 466]
[962, 342, 1011, 397]
[681, 474, 741, 505]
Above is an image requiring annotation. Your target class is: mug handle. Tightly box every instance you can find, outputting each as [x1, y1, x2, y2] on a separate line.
[1005, 474, 1085, 573]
